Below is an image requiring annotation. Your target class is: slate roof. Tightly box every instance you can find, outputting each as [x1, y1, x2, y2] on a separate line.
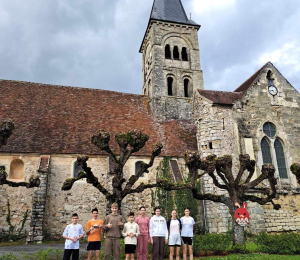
[0, 80, 197, 157]
[198, 89, 243, 105]
[150, 0, 199, 26]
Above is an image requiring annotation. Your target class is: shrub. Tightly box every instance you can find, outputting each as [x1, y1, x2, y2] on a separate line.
[193, 233, 231, 255]
[0, 253, 18, 260]
[229, 243, 249, 254]
[255, 232, 300, 254]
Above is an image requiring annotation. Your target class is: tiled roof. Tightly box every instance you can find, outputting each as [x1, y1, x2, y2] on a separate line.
[198, 89, 243, 105]
[234, 63, 269, 93]
[150, 0, 199, 26]
[0, 80, 196, 157]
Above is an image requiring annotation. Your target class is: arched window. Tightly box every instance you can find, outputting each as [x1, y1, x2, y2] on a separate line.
[184, 79, 190, 97]
[267, 70, 274, 86]
[165, 45, 171, 59]
[167, 77, 173, 96]
[263, 122, 276, 138]
[135, 161, 145, 177]
[274, 139, 288, 179]
[73, 162, 84, 178]
[261, 138, 272, 164]
[173, 46, 180, 60]
[9, 159, 24, 179]
[182, 47, 188, 61]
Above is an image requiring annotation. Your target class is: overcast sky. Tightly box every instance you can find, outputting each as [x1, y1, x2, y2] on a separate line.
[0, 0, 299, 94]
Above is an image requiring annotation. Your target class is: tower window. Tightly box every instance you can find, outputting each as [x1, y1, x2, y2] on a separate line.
[167, 77, 173, 96]
[9, 159, 24, 180]
[73, 162, 84, 178]
[182, 47, 188, 61]
[184, 78, 190, 97]
[165, 45, 171, 59]
[173, 46, 180, 60]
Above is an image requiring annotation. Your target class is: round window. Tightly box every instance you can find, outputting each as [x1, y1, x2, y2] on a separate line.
[263, 122, 276, 138]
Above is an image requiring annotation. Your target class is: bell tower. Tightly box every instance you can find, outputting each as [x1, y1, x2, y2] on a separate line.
[140, 0, 204, 121]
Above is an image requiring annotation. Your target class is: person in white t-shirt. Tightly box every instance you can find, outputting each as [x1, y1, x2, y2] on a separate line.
[167, 209, 182, 260]
[180, 208, 195, 260]
[62, 213, 84, 260]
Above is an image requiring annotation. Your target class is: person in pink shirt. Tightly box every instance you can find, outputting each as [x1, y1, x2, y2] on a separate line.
[135, 206, 150, 260]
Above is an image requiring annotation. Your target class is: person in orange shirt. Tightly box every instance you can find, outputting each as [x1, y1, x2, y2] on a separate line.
[85, 208, 103, 260]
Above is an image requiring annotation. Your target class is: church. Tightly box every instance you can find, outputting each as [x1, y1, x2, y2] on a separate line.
[1, 0, 300, 242]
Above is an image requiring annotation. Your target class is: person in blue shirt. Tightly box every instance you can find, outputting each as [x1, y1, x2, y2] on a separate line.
[62, 213, 84, 260]
[180, 208, 195, 260]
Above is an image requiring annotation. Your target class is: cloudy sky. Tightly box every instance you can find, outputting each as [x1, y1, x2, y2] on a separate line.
[0, 0, 299, 94]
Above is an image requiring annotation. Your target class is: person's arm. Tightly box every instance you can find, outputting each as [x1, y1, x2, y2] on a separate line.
[78, 225, 85, 240]
[135, 223, 140, 237]
[122, 223, 128, 237]
[62, 226, 76, 243]
[118, 216, 125, 230]
[164, 219, 168, 240]
[149, 218, 153, 238]
[103, 216, 111, 231]
[86, 222, 93, 235]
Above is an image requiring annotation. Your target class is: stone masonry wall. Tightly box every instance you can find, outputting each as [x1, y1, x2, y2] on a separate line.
[0, 155, 40, 234]
[233, 63, 300, 232]
[194, 94, 239, 233]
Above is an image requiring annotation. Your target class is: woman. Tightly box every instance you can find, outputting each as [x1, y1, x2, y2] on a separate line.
[167, 209, 182, 260]
[135, 206, 150, 260]
[180, 208, 195, 260]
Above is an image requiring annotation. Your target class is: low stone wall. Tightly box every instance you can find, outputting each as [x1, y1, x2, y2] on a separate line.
[264, 209, 300, 232]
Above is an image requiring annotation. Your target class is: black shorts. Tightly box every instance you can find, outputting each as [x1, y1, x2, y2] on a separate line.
[125, 244, 136, 254]
[86, 241, 101, 251]
[182, 237, 193, 246]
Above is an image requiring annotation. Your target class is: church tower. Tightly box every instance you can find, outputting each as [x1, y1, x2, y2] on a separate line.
[140, 0, 204, 121]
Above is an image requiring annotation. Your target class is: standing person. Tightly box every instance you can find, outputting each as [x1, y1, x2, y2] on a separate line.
[167, 210, 182, 260]
[122, 212, 140, 260]
[180, 208, 195, 260]
[149, 206, 168, 260]
[103, 202, 125, 260]
[62, 213, 84, 260]
[85, 208, 103, 260]
[135, 206, 150, 260]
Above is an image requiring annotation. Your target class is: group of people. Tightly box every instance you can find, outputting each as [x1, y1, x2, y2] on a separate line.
[62, 203, 195, 260]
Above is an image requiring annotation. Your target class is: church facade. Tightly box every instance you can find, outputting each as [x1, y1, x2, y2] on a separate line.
[1, 0, 300, 242]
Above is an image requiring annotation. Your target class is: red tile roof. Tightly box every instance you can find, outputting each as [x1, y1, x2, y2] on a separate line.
[234, 63, 268, 93]
[198, 89, 243, 105]
[0, 80, 196, 157]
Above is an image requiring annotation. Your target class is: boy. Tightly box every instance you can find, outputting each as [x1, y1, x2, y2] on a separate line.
[85, 208, 103, 260]
[103, 202, 126, 260]
[122, 212, 140, 260]
[62, 213, 84, 260]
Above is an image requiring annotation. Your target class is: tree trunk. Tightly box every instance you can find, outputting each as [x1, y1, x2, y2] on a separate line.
[230, 205, 245, 246]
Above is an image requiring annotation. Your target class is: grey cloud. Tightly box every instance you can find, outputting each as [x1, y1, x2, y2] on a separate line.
[0, 0, 299, 94]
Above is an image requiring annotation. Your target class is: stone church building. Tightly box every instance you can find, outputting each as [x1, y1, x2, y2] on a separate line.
[1, 0, 300, 241]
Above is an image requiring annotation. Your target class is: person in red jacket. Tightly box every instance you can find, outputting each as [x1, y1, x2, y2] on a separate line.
[135, 206, 150, 260]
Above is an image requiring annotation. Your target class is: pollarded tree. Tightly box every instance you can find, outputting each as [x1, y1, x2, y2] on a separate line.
[0, 119, 40, 188]
[159, 153, 281, 246]
[62, 130, 163, 213]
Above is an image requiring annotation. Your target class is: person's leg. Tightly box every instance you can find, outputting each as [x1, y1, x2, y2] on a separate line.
[95, 250, 100, 260]
[126, 253, 130, 260]
[169, 246, 174, 260]
[130, 253, 135, 260]
[142, 235, 148, 260]
[104, 238, 112, 260]
[175, 246, 180, 260]
[158, 237, 165, 260]
[152, 237, 159, 260]
[182, 244, 187, 260]
[71, 249, 79, 260]
[188, 245, 193, 260]
[87, 250, 93, 260]
[112, 239, 120, 260]
[136, 235, 142, 260]
[63, 249, 72, 260]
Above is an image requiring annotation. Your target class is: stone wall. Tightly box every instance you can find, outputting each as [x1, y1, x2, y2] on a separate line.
[0, 155, 40, 233]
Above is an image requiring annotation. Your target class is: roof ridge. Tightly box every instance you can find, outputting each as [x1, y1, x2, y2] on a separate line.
[0, 79, 146, 97]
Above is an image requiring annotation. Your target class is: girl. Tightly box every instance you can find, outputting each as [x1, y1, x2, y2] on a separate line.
[135, 206, 150, 260]
[180, 208, 195, 260]
[167, 209, 182, 260]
